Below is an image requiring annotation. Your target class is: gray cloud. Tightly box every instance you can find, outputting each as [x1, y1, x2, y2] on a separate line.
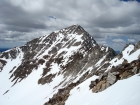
[0, 0, 140, 50]
[112, 39, 125, 43]
[128, 39, 135, 42]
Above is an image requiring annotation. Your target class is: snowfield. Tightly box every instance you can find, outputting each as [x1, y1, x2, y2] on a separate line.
[0, 25, 140, 105]
[0, 64, 64, 105]
[0, 53, 64, 105]
[66, 74, 140, 105]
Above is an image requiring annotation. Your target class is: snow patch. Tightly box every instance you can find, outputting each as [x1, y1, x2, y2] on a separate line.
[66, 74, 140, 105]
[95, 55, 106, 67]
[106, 45, 140, 72]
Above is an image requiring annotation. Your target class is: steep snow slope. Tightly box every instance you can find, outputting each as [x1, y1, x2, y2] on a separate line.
[66, 74, 140, 105]
[0, 63, 64, 105]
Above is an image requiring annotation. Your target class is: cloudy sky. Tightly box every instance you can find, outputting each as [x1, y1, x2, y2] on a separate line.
[0, 0, 140, 50]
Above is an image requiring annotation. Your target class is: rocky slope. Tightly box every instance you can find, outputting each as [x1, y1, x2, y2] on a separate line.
[0, 25, 115, 86]
[90, 58, 140, 93]
[65, 41, 140, 105]
[45, 41, 140, 105]
[89, 42, 140, 93]
[0, 25, 140, 105]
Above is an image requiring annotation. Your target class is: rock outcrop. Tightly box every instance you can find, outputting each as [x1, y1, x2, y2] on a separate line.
[0, 24, 139, 105]
[90, 59, 140, 93]
[0, 59, 7, 72]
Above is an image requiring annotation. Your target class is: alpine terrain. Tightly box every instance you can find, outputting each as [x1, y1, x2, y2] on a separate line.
[0, 25, 140, 105]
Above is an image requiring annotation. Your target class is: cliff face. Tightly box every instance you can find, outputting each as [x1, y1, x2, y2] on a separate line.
[0, 25, 140, 105]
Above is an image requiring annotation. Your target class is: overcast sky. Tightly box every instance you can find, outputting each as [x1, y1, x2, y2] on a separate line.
[0, 0, 140, 50]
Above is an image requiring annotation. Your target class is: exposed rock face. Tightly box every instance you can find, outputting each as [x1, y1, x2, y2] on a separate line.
[38, 74, 56, 85]
[0, 25, 116, 87]
[0, 25, 116, 105]
[44, 82, 79, 105]
[90, 59, 140, 93]
[130, 41, 140, 54]
[1, 24, 139, 105]
[107, 72, 116, 85]
[0, 59, 7, 72]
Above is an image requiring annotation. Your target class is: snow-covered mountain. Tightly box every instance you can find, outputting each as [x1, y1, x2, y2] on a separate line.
[0, 25, 140, 105]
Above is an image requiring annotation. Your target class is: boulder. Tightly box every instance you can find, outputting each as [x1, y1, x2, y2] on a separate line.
[89, 81, 97, 89]
[94, 80, 106, 92]
[92, 86, 97, 93]
[107, 72, 116, 84]
[98, 74, 103, 81]
[120, 71, 129, 79]
[122, 59, 128, 65]
[100, 83, 106, 91]
[132, 67, 138, 74]
[103, 72, 108, 77]
[105, 82, 110, 88]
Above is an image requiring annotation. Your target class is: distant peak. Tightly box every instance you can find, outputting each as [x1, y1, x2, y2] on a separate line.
[54, 24, 86, 35]
[67, 24, 85, 33]
[71, 24, 82, 28]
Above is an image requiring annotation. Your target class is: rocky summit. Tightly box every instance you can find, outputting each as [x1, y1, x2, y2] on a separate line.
[0, 25, 140, 105]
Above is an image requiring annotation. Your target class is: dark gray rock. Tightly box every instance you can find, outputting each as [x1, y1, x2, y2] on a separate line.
[98, 74, 103, 81]
[107, 72, 116, 85]
[132, 67, 138, 74]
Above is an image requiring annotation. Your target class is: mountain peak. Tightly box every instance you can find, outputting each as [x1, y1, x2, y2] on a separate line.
[1, 25, 139, 105]
[54, 24, 86, 35]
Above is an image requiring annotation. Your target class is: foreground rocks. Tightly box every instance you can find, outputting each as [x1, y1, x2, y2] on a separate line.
[44, 81, 80, 105]
[44, 57, 140, 105]
[90, 59, 140, 93]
